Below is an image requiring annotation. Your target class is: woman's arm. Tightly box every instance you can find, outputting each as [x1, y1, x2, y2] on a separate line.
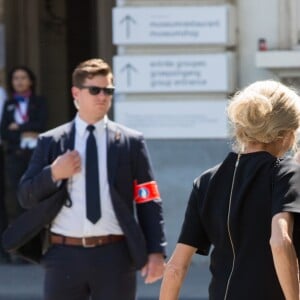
[270, 212, 300, 300]
[159, 243, 196, 300]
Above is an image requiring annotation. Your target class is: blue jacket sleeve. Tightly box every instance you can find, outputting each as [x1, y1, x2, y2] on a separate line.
[133, 135, 167, 255]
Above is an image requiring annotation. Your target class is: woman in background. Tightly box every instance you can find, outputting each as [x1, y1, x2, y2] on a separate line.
[1, 66, 47, 258]
[160, 80, 300, 300]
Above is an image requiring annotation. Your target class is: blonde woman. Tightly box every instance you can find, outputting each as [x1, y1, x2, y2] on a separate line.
[160, 80, 300, 300]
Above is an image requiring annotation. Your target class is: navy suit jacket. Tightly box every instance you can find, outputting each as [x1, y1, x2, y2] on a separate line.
[3, 119, 166, 269]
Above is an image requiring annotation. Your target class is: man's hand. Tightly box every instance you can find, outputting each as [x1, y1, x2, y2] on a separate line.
[51, 150, 81, 181]
[141, 253, 165, 284]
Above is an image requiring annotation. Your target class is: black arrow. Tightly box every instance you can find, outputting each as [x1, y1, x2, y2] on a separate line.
[120, 15, 136, 39]
[121, 63, 138, 87]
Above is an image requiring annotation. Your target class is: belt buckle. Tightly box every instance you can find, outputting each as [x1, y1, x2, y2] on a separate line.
[82, 237, 96, 248]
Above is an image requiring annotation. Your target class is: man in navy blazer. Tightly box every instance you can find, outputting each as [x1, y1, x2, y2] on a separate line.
[17, 58, 166, 300]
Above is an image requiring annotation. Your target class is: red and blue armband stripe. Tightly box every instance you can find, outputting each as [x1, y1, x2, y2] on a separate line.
[134, 180, 161, 204]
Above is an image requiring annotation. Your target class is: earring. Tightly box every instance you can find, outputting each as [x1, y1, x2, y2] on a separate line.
[73, 99, 79, 109]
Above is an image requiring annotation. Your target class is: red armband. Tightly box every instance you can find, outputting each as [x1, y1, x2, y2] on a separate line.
[134, 180, 161, 204]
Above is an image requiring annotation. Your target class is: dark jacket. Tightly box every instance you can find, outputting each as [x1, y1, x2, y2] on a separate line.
[3, 120, 166, 269]
[0, 95, 47, 152]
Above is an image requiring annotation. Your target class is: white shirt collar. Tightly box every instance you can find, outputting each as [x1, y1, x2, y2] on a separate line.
[75, 114, 107, 138]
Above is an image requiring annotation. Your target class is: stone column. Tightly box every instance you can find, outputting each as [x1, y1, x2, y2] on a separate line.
[0, 0, 5, 86]
[4, 0, 40, 83]
[96, 0, 116, 66]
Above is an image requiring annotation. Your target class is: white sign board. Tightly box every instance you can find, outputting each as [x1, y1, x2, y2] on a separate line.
[113, 5, 236, 45]
[114, 99, 228, 139]
[113, 53, 235, 93]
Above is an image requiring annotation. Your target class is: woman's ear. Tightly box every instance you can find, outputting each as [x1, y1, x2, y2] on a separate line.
[282, 131, 295, 151]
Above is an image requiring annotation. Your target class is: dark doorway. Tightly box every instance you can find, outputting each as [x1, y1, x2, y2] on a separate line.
[4, 0, 115, 127]
[66, 0, 98, 118]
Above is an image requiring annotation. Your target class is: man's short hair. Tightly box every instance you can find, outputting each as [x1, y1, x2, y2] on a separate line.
[72, 58, 113, 87]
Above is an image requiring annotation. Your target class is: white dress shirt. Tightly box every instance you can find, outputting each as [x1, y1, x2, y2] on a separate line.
[14, 97, 29, 125]
[51, 115, 123, 237]
[13, 96, 38, 149]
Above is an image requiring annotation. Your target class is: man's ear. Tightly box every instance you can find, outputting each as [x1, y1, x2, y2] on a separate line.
[71, 86, 80, 99]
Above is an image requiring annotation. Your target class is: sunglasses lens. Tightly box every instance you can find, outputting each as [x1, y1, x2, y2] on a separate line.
[104, 88, 114, 95]
[89, 87, 101, 95]
[81, 86, 115, 96]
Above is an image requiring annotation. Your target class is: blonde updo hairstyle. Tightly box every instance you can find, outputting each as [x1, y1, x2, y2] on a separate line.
[228, 80, 300, 151]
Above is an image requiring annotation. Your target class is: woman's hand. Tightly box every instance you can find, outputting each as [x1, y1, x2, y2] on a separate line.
[270, 212, 300, 300]
[159, 243, 196, 300]
[8, 122, 19, 130]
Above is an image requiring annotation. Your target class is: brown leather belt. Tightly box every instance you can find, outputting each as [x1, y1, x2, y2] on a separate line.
[50, 234, 125, 248]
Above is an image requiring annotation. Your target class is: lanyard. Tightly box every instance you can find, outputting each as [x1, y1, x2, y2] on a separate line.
[15, 102, 29, 122]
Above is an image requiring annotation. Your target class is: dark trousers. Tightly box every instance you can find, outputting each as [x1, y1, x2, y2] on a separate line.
[42, 240, 137, 300]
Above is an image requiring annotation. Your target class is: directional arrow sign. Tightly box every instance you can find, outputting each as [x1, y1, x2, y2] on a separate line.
[120, 63, 138, 87]
[113, 5, 236, 45]
[113, 54, 236, 93]
[120, 15, 136, 39]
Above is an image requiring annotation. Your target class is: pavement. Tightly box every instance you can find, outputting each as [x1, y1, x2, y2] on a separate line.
[0, 257, 210, 300]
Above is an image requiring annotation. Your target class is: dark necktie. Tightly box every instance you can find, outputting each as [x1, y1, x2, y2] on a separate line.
[86, 125, 101, 223]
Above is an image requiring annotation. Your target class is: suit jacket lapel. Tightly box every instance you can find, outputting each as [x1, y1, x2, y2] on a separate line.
[61, 121, 75, 154]
[27, 96, 34, 119]
[107, 121, 121, 185]
[58, 121, 75, 207]
[23, 96, 36, 121]
[48, 121, 75, 165]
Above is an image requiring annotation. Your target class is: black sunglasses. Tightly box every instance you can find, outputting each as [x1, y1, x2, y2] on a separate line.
[78, 86, 115, 96]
